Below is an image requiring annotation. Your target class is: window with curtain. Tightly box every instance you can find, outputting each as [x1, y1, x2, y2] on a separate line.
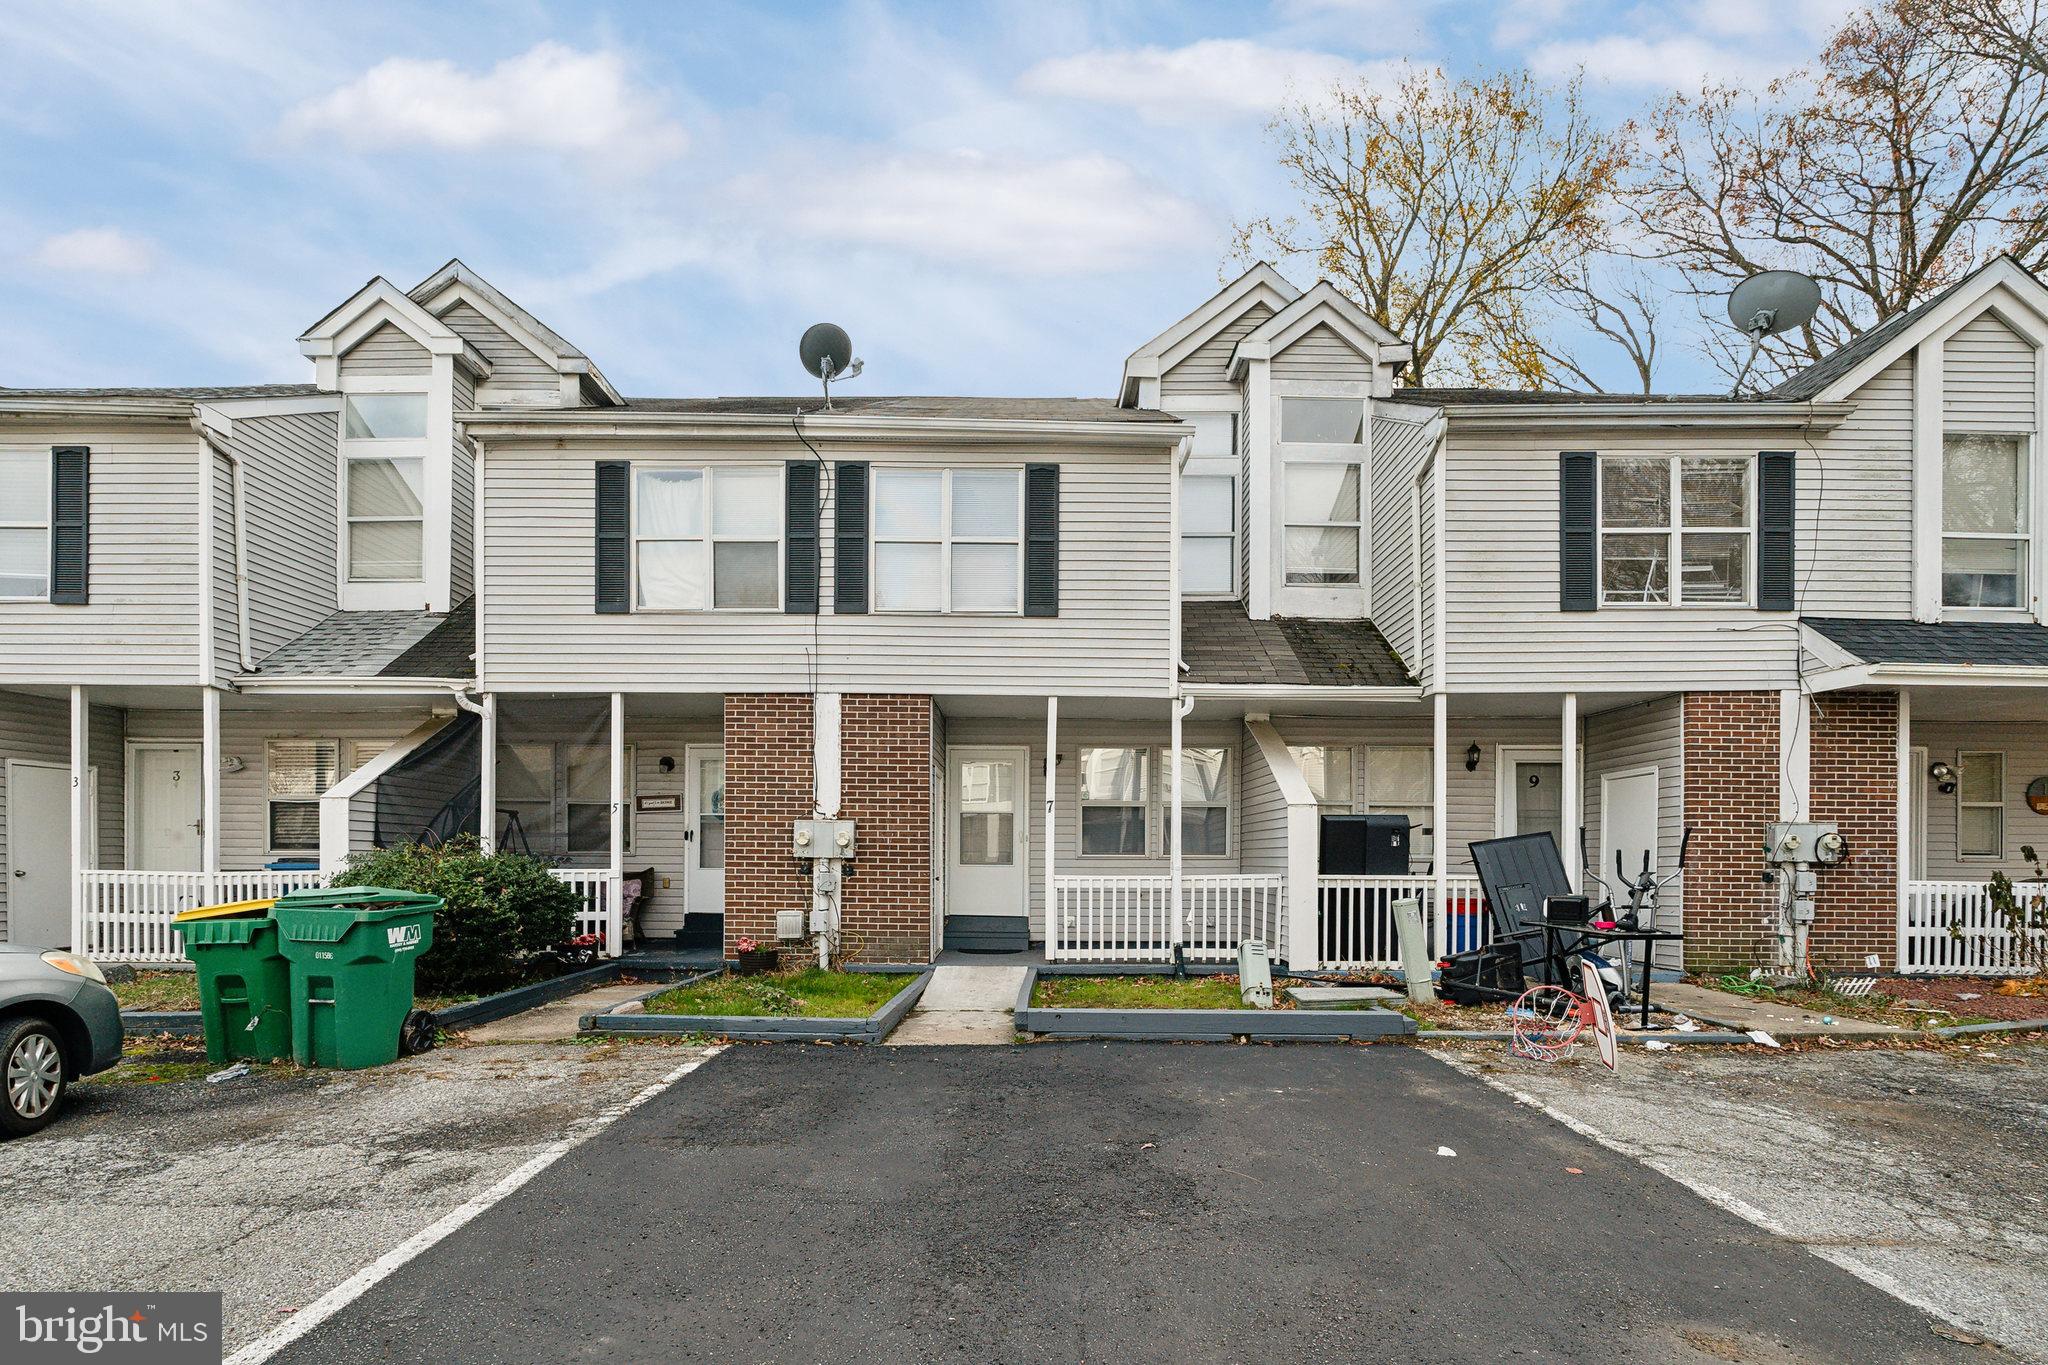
[1284, 464, 1362, 585]
[1079, 747, 1148, 855]
[342, 393, 428, 584]
[871, 467, 1023, 613]
[0, 451, 49, 600]
[1176, 747, 1230, 856]
[1181, 474, 1236, 596]
[1958, 751, 2005, 858]
[267, 739, 342, 852]
[633, 467, 782, 610]
[1290, 744, 1355, 813]
[1598, 454, 1751, 604]
[1943, 434, 2030, 609]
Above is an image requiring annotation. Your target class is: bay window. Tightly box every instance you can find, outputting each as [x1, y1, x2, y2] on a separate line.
[0, 451, 49, 599]
[1599, 454, 1751, 605]
[1079, 747, 1148, 855]
[872, 467, 1022, 613]
[633, 466, 782, 610]
[1942, 434, 2030, 610]
[1181, 475, 1236, 596]
[342, 393, 427, 583]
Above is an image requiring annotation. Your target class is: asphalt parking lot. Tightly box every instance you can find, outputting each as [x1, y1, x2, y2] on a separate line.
[264, 1043, 1996, 1365]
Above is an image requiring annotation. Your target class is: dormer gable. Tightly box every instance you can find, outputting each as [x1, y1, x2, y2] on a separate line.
[408, 259, 621, 408]
[1121, 262, 1301, 406]
[1229, 281, 1413, 397]
[297, 276, 490, 390]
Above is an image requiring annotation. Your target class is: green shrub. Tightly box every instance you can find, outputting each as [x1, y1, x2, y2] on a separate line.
[338, 838, 580, 994]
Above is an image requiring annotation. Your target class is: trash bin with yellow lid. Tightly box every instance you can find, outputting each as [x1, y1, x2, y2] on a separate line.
[175, 898, 292, 1064]
[272, 887, 441, 1069]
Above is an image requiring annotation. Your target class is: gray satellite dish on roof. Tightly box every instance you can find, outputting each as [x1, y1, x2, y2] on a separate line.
[1725, 269, 1822, 392]
[800, 322, 864, 409]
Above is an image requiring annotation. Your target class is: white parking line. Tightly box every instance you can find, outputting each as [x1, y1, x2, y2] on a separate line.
[225, 1046, 724, 1365]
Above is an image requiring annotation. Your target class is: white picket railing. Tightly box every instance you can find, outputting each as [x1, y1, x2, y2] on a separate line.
[551, 868, 623, 957]
[77, 869, 325, 963]
[1318, 874, 1488, 970]
[1901, 879, 2045, 976]
[1049, 874, 1287, 963]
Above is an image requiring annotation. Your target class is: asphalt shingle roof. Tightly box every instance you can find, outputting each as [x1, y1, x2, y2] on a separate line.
[1768, 282, 1964, 401]
[615, 395, 1177, 423]
[1181, 601, 1415, 687]
[1805, 616, 2048, 668]
[0, 384, 322, 401]
[251, 598, 475, 679]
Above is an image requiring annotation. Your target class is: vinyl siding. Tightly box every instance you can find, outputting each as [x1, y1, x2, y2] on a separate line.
[1161, 303, 1272, 398]
[439, 301, 562, 405]
[0, 691, 125, 938]
[481, 443, 1174, 696]
[1237, 383, 1253, 604]
[1417, 463, 1437, 687]
[1239, 728, 1289, 874]
[210, 452, 240, 682]
[1370, 413, 1434, 670]
[450, 369, 476, 602]
[1944, 312, 2037, 434]
[1271, 323, 1370, 383]
[338, 323, 431, 377]
[0, 425, 204, 685]
[1580, 695, 1685, 944]
[1913, 721, 2048, 882]
[232, 410, 342, 662]
[628, 715, 720, 936]
[1799, 356, 1915, 619]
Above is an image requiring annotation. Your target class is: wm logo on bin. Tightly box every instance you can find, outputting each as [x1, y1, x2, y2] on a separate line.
[387, 923, 423, 952]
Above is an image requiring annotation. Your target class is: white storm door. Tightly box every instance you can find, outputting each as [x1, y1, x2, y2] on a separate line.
[685, 746, 725, 917]
[1600, 767, 1660, 893]
[947, 747, 1028, 918]
[7, 761, 93, 947]
[130, 744, 202, 871]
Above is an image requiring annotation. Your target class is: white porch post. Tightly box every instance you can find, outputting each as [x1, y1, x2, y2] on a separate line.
[478, 693, 497, 853]
[1044, 696, 1058, 957]
[1432, 691, 1449, 953]
[201, 687, 221, 900]
[69, 686, 88, 952]
[1561, 692, 1580, 891]
[608, 692, 625, 956]
[1169, 696, 1185, 953]
[1896, 688, 1912, 970]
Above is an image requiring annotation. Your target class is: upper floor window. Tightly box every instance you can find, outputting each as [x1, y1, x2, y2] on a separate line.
[1182, 475, 1236, 596]
[1186, 411, 1236, 458]
[1281, 398, 1364, 444]
[0, 451, 50, 600]
[633, 467, 782, 610]
[1284, 464, 1361, 585]
[342, 393, 427, 583]
[1942, 434, 2030, 610]
[1599, 455, 1751, 605]
[873, 467, 1022, 614]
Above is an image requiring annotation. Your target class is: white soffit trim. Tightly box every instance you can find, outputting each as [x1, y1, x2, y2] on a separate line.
[1804, 661, 2048, 692]
[1815, 256, 2048, 403]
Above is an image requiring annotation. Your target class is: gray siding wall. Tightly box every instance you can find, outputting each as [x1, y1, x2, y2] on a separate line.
[232, 411, 342, 663]
[1417, 465, 1437, 687]
[1271, 323, 1369, 382]
[1161, 303, 1272, 398]
[1370, 413, 1433, 671]
[1798, 356, 1915, 619]
[0, 424, 203, 685]
[0, 691, 125, 937]
[481, 444, 1174, 695]
[451, 369, 476, 602]
[210, 453, 240, 682]
[1239, 729, 1289, 874]
[627, 714, 720, 936]
[338, 323, 431, 376]
[440, 301, 562, 405]
[1945, 312, 2037, 434]
[1913, 720, 2048, 882]
[1580, 695, 1685, 937]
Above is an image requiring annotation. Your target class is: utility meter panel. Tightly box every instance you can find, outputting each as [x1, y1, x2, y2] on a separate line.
[1764, 822, 1845, 865]
[793, 819, 857, 858]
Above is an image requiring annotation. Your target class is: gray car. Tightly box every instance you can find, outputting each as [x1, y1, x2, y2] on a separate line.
[1, 945, 123, 1137]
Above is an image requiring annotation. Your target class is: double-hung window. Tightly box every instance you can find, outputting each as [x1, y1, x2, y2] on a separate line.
[1290, 744, 1356, 813]
[267, 739, 342, 854]
[1181, 475, 1237, 596]
[1079, 747, 1149, 855]
[872, 467, 1023, 613]
[1280, 398, 1365, 587]
[633, 467, 782, 610]
[1942, 434, 2030, 610]
[1599, 455, 1752, 604]
[342, 393, 427, 583]
[0, 452, 50, 599]
[1957, 751, 2006, 858]
[1176, 747, 1230, 856]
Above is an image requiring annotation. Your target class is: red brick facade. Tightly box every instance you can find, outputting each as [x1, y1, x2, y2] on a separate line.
[1681, 691, 1781, 972]
[722, 693, 815, 956]
[1807, 691, 1899, 971]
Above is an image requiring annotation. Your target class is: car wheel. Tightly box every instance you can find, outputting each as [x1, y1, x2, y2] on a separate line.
[398, 1010, 437, 1057]
[1, 1017, 68, 1138]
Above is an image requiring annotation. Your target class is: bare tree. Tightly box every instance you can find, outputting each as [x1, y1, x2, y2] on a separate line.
[1232, 66, 1630, 388]
[1628, 0, 2048, 389]
[1525, 261, 1666, 394]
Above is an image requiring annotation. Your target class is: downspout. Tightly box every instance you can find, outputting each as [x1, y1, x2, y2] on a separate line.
[191, 417, 254, 672]
[1169, 433, 1189, 969]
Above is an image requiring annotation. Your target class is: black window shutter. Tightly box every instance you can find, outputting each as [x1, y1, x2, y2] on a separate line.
[1757, 451, 1797, 611]
[1024, 463, 1060, 617]
[785, 460, 820, 613]
[594, 460, 630, 614]
[1558, 451, 1597, 612]
[49, 446, 88, 605]
[833, 461, 869, 614]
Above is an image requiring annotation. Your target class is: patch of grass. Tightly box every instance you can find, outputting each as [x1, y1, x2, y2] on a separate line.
[111, 972, 203, 1013]
[643, 969, 914, 1019]
[1031, 974, 1261, 1010]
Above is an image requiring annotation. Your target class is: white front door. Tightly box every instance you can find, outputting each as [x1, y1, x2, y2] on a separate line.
[685, 746, 725, 918]
[947, 746, 1028, 918]
[131, 744, 203, 872]
[6, 761, 93, 948]
[1600, 766, 1660, 895]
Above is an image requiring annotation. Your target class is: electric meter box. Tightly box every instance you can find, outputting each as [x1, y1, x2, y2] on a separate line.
[1764, 822, 1844, 865]
[792, 819, 857, 858]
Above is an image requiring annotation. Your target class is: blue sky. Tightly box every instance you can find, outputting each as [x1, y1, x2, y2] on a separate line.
[0, 0, 1856, 398]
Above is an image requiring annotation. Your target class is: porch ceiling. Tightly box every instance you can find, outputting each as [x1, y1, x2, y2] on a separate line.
[1902, 684, 2048, 722]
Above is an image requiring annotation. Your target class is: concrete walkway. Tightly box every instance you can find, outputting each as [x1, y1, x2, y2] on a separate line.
[456, 982, 652, 1042]
[886, 963, 1026, 1045]
[1653, 981, 1909, 1039]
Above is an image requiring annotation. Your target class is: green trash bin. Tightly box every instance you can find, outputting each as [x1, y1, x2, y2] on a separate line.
[176, 900, 292, 1065]
[273, 887, 441, 1070]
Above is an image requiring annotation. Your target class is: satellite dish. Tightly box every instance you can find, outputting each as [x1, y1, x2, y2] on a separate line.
[798, 322, 863, 410]
[1727, 271, 1821, 340]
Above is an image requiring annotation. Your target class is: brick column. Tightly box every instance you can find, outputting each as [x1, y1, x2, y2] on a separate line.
[723, 694, 814, 955]
[1807, 690, 1900, 971]
[839, 695, 935, 963]
[1681, 692, 1780, 972]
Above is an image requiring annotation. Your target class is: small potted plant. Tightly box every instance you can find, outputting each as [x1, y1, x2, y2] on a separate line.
[733, 934, 780, 976]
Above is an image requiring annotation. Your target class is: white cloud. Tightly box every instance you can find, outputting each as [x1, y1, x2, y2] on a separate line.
[1017, 39, 1397, 125]
[281, 42, 687, 166]
[1685, 0, 1858, 41]
[742, 151, 1209, 276]
[1527, 34, 1791, 90]
[31, 226, 156, 275]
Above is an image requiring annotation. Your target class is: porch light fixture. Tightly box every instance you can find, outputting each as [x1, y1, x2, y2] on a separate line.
[1929, 761, 1957, 795]
[1465, 742, 1481, 773]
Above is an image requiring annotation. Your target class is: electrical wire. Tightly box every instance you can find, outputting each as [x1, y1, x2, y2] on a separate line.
[792, 409, 829, 818]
